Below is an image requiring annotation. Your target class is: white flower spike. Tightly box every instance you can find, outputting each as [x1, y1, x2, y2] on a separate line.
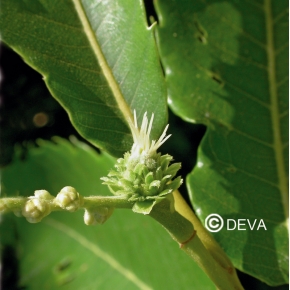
[101, 109, 183, 208]
[128, 110, 172, 156]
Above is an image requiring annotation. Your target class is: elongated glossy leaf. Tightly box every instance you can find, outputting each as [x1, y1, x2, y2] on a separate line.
[154, 0, 289, 285]
[1, 138, 215, 290]
[0, 0, 167, 157]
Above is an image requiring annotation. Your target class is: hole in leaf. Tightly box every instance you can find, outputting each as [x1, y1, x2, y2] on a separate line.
[209, 71, 224, 87]
[194, 17, 208, 44]
[212, 75, 223, 85]
[54, 257, 72, 273]
[197, 36, 207, 44]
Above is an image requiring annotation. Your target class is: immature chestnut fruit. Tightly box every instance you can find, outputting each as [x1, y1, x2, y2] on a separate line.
[101, 111, 182, 214]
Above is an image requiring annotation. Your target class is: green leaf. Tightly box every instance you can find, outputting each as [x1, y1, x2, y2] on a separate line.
[0, 0, 167, 157]
[1, 138, 215, 290]
[154, 0, 288, 286]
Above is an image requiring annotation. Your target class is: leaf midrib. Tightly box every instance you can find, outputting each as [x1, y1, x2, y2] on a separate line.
[265, 0, 289, 221]
[72, 0, 134, 125]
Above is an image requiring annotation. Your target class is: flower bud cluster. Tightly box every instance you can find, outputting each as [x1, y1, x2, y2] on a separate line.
[1, 187, 115, 226]
[22, 190, 53, 223]
[22, 187, 84, 223]
[55, 186, 84, 212]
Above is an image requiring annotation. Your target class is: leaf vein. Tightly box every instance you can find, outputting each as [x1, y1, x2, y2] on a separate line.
[277, 75, 289, 88]
[32, 14, 83, 31]
[231, 127, 273, 148]
[50, 85, 119, 108]
[265, 0, 289, 219]
[225, 81, 270, 109]
[210, 41, 268, 71]
[273, 8, 289, 24]
[4, 27, 90, 48]
[72, 0, 134, 125]
[275, 42, 289, 56]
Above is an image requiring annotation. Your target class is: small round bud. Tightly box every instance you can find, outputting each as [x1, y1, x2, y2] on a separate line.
[84, 207, 114, 225]
[22, 198, 50, 223]
[55, 186, 83, 212]
[84, 210, 96, 225]
[34, 190, 54, 200]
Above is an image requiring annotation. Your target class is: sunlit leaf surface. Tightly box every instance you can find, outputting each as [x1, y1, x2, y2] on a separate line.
[154, 0, 289, 285]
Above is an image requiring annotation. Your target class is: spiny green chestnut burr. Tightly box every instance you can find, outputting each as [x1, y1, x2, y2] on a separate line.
[101, 111, 183, 208]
